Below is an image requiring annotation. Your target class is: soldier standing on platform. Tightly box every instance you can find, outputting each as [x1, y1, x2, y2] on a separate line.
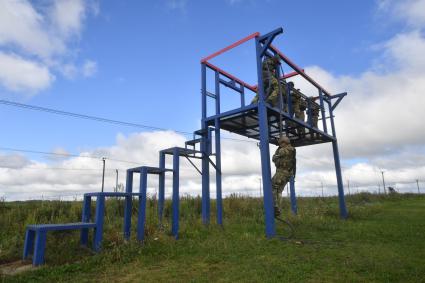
[271, 136, 296, 217]
[251, 54, 281, 105]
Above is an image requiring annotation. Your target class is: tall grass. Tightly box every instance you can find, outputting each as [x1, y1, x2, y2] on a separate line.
[0, 192, 421, 265]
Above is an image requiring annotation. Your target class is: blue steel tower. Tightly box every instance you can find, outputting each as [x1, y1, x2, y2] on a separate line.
[199, 28, 348, 238]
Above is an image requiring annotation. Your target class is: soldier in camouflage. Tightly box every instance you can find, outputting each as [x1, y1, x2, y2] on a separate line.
[251, 54, 281, 105]
[307, 97, 320, 139]
[309, 97, 320, 127]
[290, 87, 307, 136]
[271, 136, 296, 216]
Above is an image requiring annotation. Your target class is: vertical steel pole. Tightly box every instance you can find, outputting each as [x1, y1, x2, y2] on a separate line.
[329, 101, 347, 217]
[215, 71, 223, 225]
[256, 37, 275, 238]
[201, 63, 210, 225]
[417, 179, 420, 194]
[332, 140, 348, 218]
[289, 176, 297, 215]
[33, 231, 47, 266]
[381, 171, 387, 194]
[101, 158, 106, 192]
[327, 100, 336, 137]
[123, 170, 133, 240]
[137, 167, 148, 242]
[80, 195, 92, 246]
[172, 148, 180, 239]
[115, 169, 119, 192]
[240, 86, 245, 107]
[318, 89, 328, 134]
[158, 151, 165, 223]
[93, 195, 105, 251]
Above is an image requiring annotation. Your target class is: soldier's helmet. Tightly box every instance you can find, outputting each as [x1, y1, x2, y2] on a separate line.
[278, 136, 290, 145]
[272, 54, 281, 64]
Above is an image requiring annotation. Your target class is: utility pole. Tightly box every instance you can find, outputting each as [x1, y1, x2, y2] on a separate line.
[381, 171, 387, 194]
[347, 179, 350, 195]
[101, 157, 106, 193]
[378, 184, 381, 195]
[417, 179, 420, 194]
[321, 182, 324, 197]
[115, 169, 119, 192]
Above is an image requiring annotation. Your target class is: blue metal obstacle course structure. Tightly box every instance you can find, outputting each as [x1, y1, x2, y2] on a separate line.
[23, 27, 348, 266]
[199, 27, 348, 237]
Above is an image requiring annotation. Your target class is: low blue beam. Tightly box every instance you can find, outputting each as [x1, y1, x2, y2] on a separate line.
[137, 167, 148, 241]
[289, 177, 297, 215]
[123, 170, 133, 240]
[93, 195, 105, 251]
[158, 152, 165, 223]
[172, 148, 180, 239]
[80, 195, 92, 246]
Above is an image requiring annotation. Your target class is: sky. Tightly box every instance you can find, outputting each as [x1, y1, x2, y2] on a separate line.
[0, 0, 425, 200]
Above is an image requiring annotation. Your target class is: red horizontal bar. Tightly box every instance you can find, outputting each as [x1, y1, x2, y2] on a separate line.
[205, 62, 257, 92]
[252, 70, 304, 90]
[201, 32, 260, 63]
[283, 70, 303, 79]
[270, 44, 332, 97]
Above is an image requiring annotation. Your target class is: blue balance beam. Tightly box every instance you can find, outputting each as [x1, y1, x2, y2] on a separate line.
[23, 222, 97, 266]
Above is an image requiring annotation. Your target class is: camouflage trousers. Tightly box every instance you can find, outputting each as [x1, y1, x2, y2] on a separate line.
[271, 170, 292, 208]
[251, 77, 280, 106]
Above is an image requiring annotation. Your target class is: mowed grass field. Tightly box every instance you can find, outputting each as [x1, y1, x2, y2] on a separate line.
[1, 193, 424, 282]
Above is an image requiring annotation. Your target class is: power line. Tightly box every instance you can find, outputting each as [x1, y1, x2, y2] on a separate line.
[0, 99, 192, 135]
[0, 165, 115, 171]
[0, 99, 257, 144]
[0, 146, 141, 165]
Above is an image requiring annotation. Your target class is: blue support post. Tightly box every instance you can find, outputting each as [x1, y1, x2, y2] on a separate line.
[123, 170, 133, 240]
[158, 151, 166, 223]
[80, 195, 92, 246]
[93, 195, 105, 251]
[23, 229, 35, 260]
[240, 86, 245, 107]
[289, 176, 297, 215]
[33, 231, 47, 266]
[256, 36, 275, 238]
[215, 71, 223, 225]
[172, 148, 180, 239]
[328, 102, 348, 218]
[201, 63, 210, 225]
[327, 100, 336, 137]
[137, 167, 148, 241]
[318, 89, 328, 133]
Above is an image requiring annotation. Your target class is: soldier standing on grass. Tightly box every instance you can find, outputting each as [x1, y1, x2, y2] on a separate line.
[272, 136, 296, 217]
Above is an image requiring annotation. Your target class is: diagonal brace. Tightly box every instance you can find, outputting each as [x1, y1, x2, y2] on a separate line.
[258, 28, 283, 58]
[185, 156, 202, 175]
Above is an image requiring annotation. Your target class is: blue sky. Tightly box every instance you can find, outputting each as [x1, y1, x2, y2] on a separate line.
[1, 0, 425, 199]
[0, 0, 395, 158]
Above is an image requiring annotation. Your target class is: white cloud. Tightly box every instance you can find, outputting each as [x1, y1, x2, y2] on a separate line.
[82, 60, 98, 77]
[378, 0, 425, 28]
[0, 0, 98, 94]
[50, 0, 86, 39]
[0, 52, 54, 93]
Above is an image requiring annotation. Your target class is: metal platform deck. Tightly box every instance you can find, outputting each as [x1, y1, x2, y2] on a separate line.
[205, 103, 335, 147]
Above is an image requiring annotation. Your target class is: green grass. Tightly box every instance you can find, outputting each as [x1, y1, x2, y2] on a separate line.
[1, 193, 425, 282]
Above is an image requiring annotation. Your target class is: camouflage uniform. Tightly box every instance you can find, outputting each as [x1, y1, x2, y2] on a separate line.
[251, 55, 280, 106]
[288, 88, 307, 136]
[307, 97, 320, 139]
[309, 98, 320, 128]
[272, 136, 296, 215]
